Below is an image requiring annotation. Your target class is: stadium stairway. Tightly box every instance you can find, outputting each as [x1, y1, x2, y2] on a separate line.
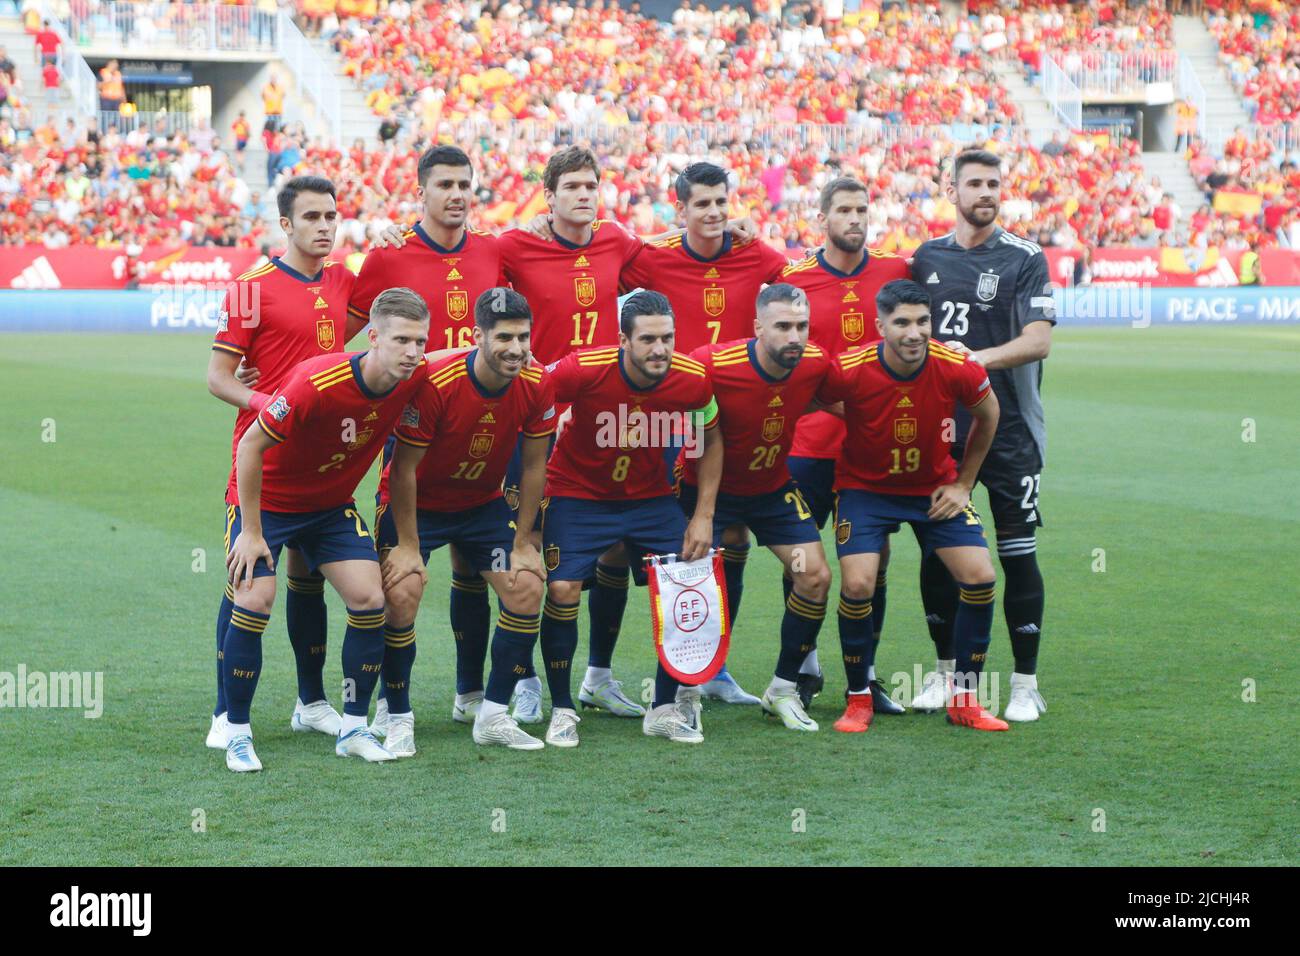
[0, 15, 78, 125]
[1173, 13, 1252, 147]
[1139, 150, 1207, 227]
[307, 36, 378, 147]
[993, 60, 1065, 145]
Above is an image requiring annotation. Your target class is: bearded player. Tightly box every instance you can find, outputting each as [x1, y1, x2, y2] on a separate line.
[221, 289, 431, 771]
[206, 175, 364, 752]
[677, 284, 836, 732]
[815, 280, 1007, 733]
[539, 290, 722, 746]
[782, 176, 910, 712]
[376, 288, 555, 754]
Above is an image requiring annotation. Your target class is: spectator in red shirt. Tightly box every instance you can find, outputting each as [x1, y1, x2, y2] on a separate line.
[33, 20, 61, 66]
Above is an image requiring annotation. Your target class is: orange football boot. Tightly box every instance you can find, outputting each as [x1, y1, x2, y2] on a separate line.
[833, 692, 874, 733]
[946, 690, 1010, 731]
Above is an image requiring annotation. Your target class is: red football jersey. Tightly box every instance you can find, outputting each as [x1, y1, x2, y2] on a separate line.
[679, 338, 831, 496]
[816, 341, 992, 497]
[250, 352, 426, 513]
[497, 221, 643, 364]
[619, 233, 789, 352]
[783, 249, 910, 459]
[214, 257, 356, 505]
[348, 224, 505, 351]
[381, 351, 557, 511]
[545, 347, 716, 500]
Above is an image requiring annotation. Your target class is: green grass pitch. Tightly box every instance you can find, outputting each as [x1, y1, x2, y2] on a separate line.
[1, 325, 1295, 866]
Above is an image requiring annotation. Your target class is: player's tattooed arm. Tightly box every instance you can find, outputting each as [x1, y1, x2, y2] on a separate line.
[229, 425, 276, 588]
[509, 435, 550, 586]
[209, 349, 269, 412]
[681, 420, 724, 561]
[929, 391, 1000, 520]
[966, 320, 1053, 370]
[381, 441, 429, 591]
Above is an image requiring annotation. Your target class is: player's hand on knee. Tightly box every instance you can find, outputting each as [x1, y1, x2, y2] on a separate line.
[928, 483, 971, 521]
[227, 532, 272, 589]
[508, 542, 546, 588]
[381, 544, 426, 591]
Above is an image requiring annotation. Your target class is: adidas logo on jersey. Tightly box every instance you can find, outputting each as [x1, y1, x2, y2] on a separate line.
[842, 289, 859, 303]
[314, 296, 328, 309]
[574, 255, 590, 268]
[896, 396, 913, 408]
[926, 272, 940, 284]
[447, 267, 463, 280]
[364, 410, 379, 422]
[768, 395, 784, 407]
[479, 412, 496, 424]
[704, 267, 721, 279]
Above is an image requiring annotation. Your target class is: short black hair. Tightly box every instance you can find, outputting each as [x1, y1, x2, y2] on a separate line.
[277, 175, 336, 220]
[620, 289, 673, 337]
[675, 162, 729, 203]
[875, 279, 931, 318]
[818, 176, 869, 215]
[417, 145, 472, 189]
[952, 148, 1002, 185]
[474, 287, 532, 332]
[756, 283, 809, 314]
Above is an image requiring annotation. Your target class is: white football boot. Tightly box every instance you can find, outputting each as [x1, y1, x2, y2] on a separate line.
[579, 675, 645, 717]
[335, 726, 395, 762]
[225, 733, 262, 772]
[206, 713, 229, 750]
[761, 683, 819, 732]
[511, 677, 544, 724]
[473, 711, 545, 751]
[1004, 672, 1047, 722]
[910, 660, 955, 712]
[699, 667, 761, 705]
[452, 691, 484, 724]
[369, 697, 390, 738]
[642, 701, 704, 744]
[384, 713, 417, 757]
[544, 707, 581, 748]
[291, 698, 342, 736]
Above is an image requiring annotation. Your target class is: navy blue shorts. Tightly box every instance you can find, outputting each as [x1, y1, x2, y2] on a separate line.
[541, 495, 686, 582]
[833, 489, 988, 558]
[223, 502, 378, 579]
[374, 497, 516, 573]
[788, 456, 837, 529]
[677, 481, 821, 547]
[503, 431, 556, 522]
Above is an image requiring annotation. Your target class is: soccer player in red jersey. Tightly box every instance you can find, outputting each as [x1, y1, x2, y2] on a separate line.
[782, 176, 911, 711]
[620, 162, 791, 353]
[540, 291, 722, 746]
[677, 284, 836, 732]
[814, 280, 1007, 733]
[206, 176, 362, 751]
[349, 146, 506, 353]
[376, 289, 556, 753]
[221, 289, 431, 771]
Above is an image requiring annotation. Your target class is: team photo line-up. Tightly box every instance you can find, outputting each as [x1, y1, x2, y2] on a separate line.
[206, 140, 1054, 771]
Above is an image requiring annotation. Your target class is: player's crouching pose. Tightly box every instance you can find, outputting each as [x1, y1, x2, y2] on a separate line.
[816, 280, 1008, 733]
[378, 289, 555, 752]
[222, 289, 431, 771]
[540, 290, 723, 746]
[677, 284, 835, 732]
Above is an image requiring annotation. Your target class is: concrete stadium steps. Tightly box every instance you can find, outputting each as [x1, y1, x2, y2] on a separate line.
[307, 35, 377, 147]
[1139, 150, 1207, 227]
[0, 16, 80, 125]
[993, 60, 1065, 144]
[1173, 13, 1252, 143]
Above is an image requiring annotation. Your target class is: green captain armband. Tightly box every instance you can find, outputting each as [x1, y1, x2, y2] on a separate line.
[690, 396, 719, 430]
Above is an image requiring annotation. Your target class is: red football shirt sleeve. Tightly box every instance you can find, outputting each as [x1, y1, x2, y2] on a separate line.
[394, 377, 441, 448]
[347, 248, 387, 326]
[255, 375, 311, 445]
[757, 240, 791, 282]
[619, 241, 655, 293]
[545, 351, 584, 403]
[213, 280, 256, 356]
[958, 358, 993, 409]
[496, 229, 523, 283]
[523, 374, 559, 438]
[815, 354, 854, 406]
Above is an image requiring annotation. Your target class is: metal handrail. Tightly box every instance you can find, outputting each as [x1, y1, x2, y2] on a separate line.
[37, 2, 96, 119]
[56, 2, 278, 54]
[1040, 55, 1083, 129]
[276, 10, 341, 144]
